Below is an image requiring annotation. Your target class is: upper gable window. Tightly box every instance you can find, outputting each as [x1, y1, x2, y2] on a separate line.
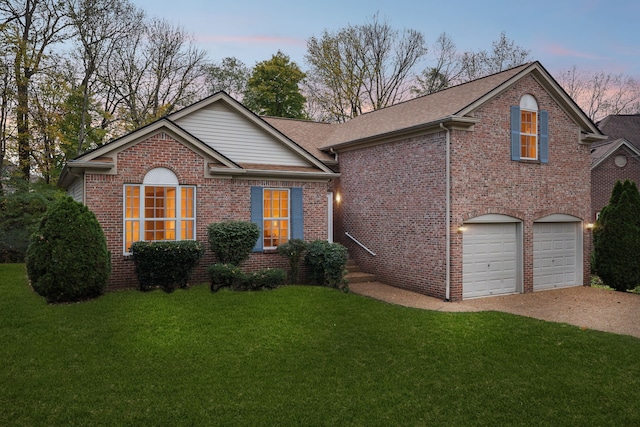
[520, 95, 538, 159]
[511, 95, 548, 163]
[123, 168, 196, 254]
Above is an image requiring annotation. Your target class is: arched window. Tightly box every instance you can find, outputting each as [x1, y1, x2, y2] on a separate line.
[510, 95, 548, 163]
[519, 94, 538, 159]
[123, 168, 196, 253]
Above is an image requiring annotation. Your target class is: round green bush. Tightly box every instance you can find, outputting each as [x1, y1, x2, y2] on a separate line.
[26, 197, 111, 303]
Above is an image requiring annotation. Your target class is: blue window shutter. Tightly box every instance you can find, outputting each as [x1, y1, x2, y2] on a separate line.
[510, 105, 520, 161]
[539, 110, 549, 163]
[250, 186, 263, 252]
[291, 187, 303, 240]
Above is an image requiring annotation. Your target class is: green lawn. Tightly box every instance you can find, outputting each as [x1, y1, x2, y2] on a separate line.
[1, 264, 639, 426]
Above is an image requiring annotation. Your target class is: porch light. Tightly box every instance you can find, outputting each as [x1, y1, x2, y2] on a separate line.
[457, 226, 467, 234]
[586, 223, 594, 230]
[335, 193, 341, 204]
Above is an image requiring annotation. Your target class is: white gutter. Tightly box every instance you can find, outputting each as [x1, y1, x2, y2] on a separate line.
[440, 123, 451, 301]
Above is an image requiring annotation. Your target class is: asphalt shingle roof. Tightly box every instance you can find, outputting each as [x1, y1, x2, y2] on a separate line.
[596, 115, 640, 149]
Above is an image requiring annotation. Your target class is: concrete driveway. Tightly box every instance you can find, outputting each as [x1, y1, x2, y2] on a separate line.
[349, 282, 640, 339]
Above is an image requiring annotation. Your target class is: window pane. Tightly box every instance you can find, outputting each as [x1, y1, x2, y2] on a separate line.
[181, 220, 194, 239]
[166, 188, 176, 218]
[125, 220, 139, 252]
[125, 186, 140, 218]
[181, 187, 194, 218]
[263, 189, 290, 248]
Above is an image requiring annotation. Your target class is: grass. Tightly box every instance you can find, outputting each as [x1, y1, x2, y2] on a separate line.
[1, 263, 639, 426]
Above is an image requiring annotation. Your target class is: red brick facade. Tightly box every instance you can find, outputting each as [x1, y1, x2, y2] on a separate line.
[84, 132, 331, 289]
[591, 145, 640, 220]
[335, 75, 592, 301]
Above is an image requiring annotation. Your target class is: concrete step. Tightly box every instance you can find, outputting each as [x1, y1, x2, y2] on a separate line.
[345, 271, 377, 284]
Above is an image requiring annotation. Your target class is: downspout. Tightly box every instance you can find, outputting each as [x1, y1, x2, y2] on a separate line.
[440, 123, 451, 301]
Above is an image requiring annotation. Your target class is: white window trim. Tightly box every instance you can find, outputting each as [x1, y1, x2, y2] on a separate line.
[263, 188, 291, 250]
[123, 183, 196, 255]
[520, 94, 538, 160]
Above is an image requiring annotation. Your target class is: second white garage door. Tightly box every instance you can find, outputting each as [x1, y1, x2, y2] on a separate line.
[463, 223, 518, 299]
[533, 222, 579, 290]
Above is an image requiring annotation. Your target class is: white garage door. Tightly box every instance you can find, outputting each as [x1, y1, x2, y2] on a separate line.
[463, 223, 518, 299]
[533, 222, 579, 290]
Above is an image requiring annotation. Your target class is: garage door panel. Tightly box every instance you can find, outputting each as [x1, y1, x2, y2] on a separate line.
[533, 222, 579, 291]
[463, 223, 518, 299]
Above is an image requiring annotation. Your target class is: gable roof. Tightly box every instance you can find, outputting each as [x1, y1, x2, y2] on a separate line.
[270, 61, 603, 152]
[596, 114, 640, 149]
[59, 92, 338, 188]
[167, 92, 334, 171]
[590, 138, 640, 169]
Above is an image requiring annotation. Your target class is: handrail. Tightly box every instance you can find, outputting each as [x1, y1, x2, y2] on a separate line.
[345, 232, 376, 256]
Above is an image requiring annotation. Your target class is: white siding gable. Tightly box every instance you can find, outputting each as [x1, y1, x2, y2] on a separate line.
[175, 102, 309, 167]
[67, 178, 83, 203]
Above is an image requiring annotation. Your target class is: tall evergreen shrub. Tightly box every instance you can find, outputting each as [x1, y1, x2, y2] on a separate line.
[26, 197, 111, 303]
[593, 180, 640, 291]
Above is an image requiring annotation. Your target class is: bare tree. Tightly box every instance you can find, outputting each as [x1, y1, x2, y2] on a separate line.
[0, 49, 14, 194]
[413, 32, 531, 96]
[101, 17, 208, 130]
[305, 14, 427, 122]
[557, 66, 640, 122]
[0, 0, 69, 181]
[413, 32, 463, 95]
[64, 0, 142, 154]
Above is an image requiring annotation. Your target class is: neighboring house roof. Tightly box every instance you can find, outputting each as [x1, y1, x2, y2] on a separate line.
[590, 138, 640, 169]
[596, 114, 640, 149]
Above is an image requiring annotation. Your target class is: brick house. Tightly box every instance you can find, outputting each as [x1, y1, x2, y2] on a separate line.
[59, 93, 339, 289]
[590, 115, 640, 220]
[60, 61, 603, 300]
[270, 61, 604, 300]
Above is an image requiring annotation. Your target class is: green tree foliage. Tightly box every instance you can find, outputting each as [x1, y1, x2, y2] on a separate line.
[243, 51, 307, 119]
[207, 220, 259, 266]
[204, 56, 250, 100]
[593, 180, 640, 291]
[26, 196, 111, 303]
[0, 180, 62, 262]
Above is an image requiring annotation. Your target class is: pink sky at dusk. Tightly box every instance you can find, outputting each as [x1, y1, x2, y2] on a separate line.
[131, 0, 640, 80]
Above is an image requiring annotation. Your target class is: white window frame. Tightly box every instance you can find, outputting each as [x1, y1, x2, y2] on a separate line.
[123, 168, 196, 254]
[520, 94, 538, 160]
[263, 188, 290, 250]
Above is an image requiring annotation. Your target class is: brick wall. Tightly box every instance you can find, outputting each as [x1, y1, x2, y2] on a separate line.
[335, 133, 448, 299]
[84, 131, 331, 290]
[335, 74, 592, 301]
[591, 145, 640, 220]
[450, 75, 591, 300]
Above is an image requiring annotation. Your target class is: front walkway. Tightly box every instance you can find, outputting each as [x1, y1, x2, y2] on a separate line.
[349, 282, 640, 339]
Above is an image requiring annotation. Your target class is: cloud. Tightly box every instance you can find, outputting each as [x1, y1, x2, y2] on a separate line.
[545, 43, 607, 61]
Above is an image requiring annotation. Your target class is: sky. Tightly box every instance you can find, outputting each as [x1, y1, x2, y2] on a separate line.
[130, 0, 640, 80]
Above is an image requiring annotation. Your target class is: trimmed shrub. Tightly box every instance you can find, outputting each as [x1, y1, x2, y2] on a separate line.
[207, 221, 259, 266]
[304, 240, 348, 291]
[26, 196, 110, 303]
[276, 238, 308, 283]
[208, 263, 244, 292]
[244, 268, 287, 291]
[593, 180, 640, 292]
[131, 240, 204, 293]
